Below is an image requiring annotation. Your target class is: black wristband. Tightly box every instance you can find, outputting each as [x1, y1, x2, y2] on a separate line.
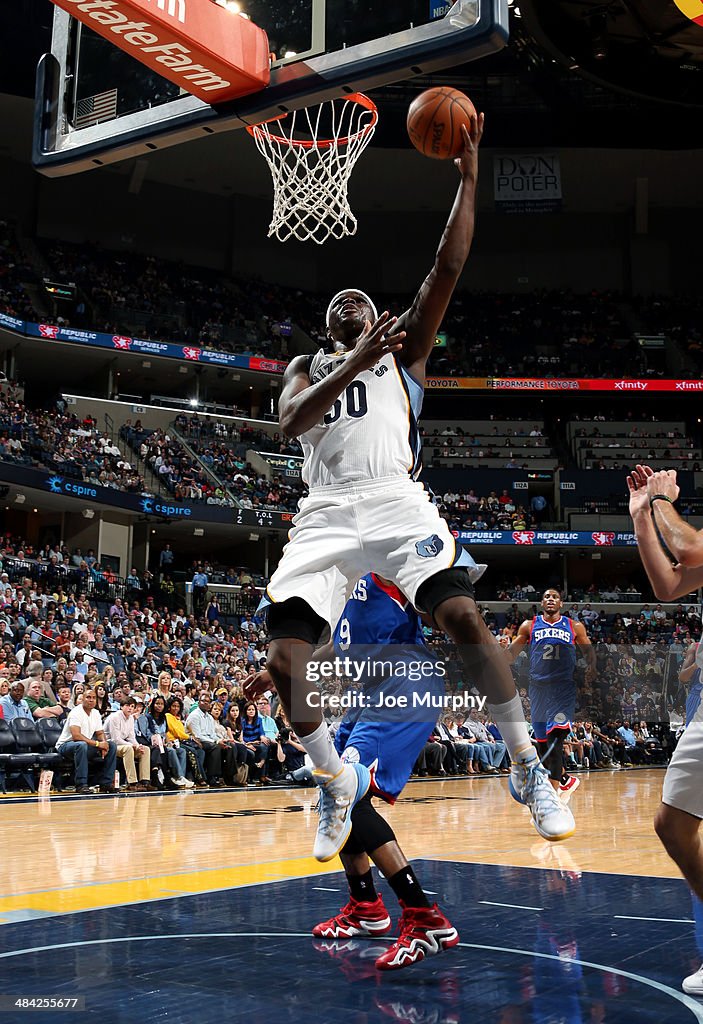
[649, 494, 674, 509]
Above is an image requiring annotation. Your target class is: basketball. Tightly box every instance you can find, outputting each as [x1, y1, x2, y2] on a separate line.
[406, 87, 476, 160]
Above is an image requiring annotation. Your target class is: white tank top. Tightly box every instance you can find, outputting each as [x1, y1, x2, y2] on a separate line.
[298, 349, 423, 490]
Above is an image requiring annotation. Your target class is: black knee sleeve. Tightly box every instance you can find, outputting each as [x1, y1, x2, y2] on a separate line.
[267, 597, 327, 645]
[539, 732, 567, 783]
[415, 567, 475, 620]
[342, 794, 396, 857]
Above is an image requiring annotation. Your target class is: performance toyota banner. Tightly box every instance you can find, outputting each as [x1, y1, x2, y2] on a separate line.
[453, 529, 637, 547]
[425, 376, 489, 390]
[489, 378, 703, 392]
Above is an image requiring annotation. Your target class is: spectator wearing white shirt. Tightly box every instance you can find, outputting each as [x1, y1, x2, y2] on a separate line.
[104, 698, 154, 790]
[55, 689, 118, 794]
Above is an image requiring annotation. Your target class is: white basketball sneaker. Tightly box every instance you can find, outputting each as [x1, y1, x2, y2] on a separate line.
[509, 750, 575, 841]
[683, 965, 703, 995]
[312, 763, 371, 862]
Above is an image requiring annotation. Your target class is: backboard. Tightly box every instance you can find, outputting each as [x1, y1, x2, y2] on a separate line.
[34, 0, 508, 176]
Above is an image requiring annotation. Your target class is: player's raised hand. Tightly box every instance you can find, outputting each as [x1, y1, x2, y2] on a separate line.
[646, 468, 679, 504]
[627, 464, 654, 518]
[347, 311, 405, 372]
[243, 668, 273, 700]
[454, 113, 484, 182]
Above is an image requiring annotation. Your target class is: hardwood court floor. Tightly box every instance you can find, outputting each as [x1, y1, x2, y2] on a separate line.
[0, 767, 674, 924]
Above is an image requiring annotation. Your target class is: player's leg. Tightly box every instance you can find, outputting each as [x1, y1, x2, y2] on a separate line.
[312, 830, 392, 939]
[372, 492, 570, 838]
[536, 737, 559, 790]
[266, 599, 370, 861]
[654, 723, 703, 992]
[357, 796, 459, 971]
[655, 804, 703, 899]
[416, 574, 574, 842]
[315, 718, 458, 969]
[537, 729, 579, 801]
[314, 796, 458, 970]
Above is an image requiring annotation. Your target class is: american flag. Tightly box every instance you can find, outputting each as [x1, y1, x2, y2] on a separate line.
[75, 89, 118, 129]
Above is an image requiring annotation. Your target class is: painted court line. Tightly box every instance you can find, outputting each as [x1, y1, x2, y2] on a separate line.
[311, 887, 340, 892]
[614, 915, 694, 924]
[479, 900, 543, 911]
[0, 933, 699, 1022]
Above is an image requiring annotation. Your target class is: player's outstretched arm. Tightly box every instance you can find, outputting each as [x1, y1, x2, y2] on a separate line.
[278, 316, 404, 436]
[647, 468, 703, 568]
[501, 619, 531, 664]
[628, 465, 703, 600]
[394, 114, 484, 384]
[573, 622, 596, 683]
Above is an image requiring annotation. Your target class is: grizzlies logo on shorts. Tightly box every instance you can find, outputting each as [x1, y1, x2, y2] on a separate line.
[415, 534, 444, 558]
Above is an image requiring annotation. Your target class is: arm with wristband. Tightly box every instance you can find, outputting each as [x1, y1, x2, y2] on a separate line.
[628, 464, 703, 600]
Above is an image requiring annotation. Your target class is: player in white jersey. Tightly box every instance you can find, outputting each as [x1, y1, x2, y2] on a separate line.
[250, 115, 574, 861]
[628, 464, 703, 993]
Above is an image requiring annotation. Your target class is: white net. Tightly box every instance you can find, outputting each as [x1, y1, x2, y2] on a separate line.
[247, 93, 378, 245]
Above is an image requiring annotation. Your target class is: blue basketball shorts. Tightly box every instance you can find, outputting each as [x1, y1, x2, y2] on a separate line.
[335, 715, 433, 804]
[529, 681, 576, 743]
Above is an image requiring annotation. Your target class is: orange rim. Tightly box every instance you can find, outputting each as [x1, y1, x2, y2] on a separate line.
[246, 93, 378, 150]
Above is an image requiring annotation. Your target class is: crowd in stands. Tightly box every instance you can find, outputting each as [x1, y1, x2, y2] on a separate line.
[424, 422, 554, 469]
[38, 239, 305, 358]
[172, 414, 304, 511]
[0, 223, 38, 322]
[0, 536, 300, 790]
[0, 524, 692, 791]
[439, 487, 543, 532]
[0, 394, 146, 493]
[429, 289, 651, 379]
[572, 422, 701, 472]
[0, 226, 694, 379]
[120, 419, 306, 511]
[121, 422, 234, 506]
[633, 294, 703, 368]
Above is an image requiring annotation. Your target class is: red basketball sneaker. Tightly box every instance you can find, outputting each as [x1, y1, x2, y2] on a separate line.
[312, 896, 392, 938]
[375, 903, 459, 972]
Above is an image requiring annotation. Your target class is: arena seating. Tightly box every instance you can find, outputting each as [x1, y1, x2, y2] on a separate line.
[0, 223, 39, 321]
[422, 419, 557, 470]
[0, 230, 687, 378]
[0, 395, 146, 492]
[568, 418, 701, 471]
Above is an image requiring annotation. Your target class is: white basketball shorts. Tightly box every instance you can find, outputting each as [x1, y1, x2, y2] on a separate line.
[263, 474, 486, 628]
[662, 722, 703, 819]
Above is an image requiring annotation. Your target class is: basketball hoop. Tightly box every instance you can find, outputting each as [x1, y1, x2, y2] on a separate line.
[247, 93, 378, 245]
